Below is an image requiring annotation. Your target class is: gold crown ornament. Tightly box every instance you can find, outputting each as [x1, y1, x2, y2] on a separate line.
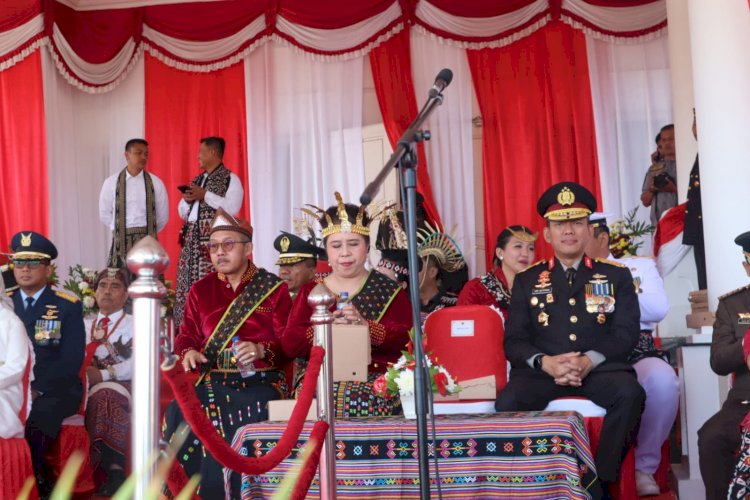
[301, 192, 369, 238]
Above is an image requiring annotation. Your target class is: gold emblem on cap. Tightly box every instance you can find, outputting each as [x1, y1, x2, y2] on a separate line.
[280, 236, 290, 252]
[21, 233, 32, 247]
[557, 187, 575, 206]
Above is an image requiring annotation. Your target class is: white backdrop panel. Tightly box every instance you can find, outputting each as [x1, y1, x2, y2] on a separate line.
[410, 31, 477, 275]
[42, 49, 145, 279]
[245, 44, 366, 270]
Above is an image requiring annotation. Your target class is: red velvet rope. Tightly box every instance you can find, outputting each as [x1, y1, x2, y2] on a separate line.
[162, 346, 326, 475]
[166, 457, 198, 499]
[290, 419, 329, 500]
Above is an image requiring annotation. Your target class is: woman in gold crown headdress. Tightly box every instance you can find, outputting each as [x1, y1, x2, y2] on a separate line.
[458, 225, 537, 315]
[284, 193, 412, 417]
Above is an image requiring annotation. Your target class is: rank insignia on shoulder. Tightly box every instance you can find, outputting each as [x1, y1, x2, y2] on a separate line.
[595, 258, 626, 268]
[55, 290, 80, 303]
[739, 312, 750, 325]
[519, 259, 546, 274]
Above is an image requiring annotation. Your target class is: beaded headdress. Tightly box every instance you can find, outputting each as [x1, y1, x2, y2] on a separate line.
[417, 222, 466, 273]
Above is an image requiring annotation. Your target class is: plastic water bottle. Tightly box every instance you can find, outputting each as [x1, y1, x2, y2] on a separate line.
[232, 335, 256, 378]
[337, 291, 349, 311]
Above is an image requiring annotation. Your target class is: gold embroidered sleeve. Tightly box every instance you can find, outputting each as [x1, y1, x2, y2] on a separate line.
[305, 326, 315, 345]
[368, 320, 387, 347]
[259, 341, 277, 369]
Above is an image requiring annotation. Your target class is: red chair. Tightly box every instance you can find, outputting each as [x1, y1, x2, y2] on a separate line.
[424, 305, 506, 413]
[0, 348, 37, 500]
[44, 343, 98, 495]
[544, 397, 636, 500]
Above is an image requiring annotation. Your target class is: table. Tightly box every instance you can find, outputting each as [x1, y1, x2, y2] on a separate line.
[227, 411, 597, 499]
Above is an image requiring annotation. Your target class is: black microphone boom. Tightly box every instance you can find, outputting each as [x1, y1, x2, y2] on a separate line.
[360, 68, 453, 206]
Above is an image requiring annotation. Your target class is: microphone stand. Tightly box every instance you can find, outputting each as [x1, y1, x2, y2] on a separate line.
[361, 90, 446, 500]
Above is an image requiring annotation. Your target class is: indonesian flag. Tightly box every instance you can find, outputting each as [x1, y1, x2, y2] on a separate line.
[654, 202, 691, 277]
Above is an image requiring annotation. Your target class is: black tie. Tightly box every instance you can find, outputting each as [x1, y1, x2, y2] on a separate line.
[25, 296, 34, 310]
[566, 267, 576, 287]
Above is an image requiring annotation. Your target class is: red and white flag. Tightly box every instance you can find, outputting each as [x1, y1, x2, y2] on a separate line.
[654, 203, 691, 277]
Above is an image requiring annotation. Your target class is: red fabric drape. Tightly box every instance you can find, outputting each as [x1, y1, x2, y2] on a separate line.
[0, 51, 48, 249]
[369, 29, 442, 225]
[467, 21, 601, 266]
[144, 54, 250, 282]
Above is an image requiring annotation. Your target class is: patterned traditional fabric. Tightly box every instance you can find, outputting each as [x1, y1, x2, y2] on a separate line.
[479, 271, 512, 311]
[197, 267, 282, 384]
[333, 372, 401, 418]
[174, 164, 231, 326]
[229, 412, 598, 499]
[86, 382, 130, 473]
[109, 168, 156, 268]
[628, 330, 667, 363]
[351, 270, 402, 322]
[728, 423, 750, 499]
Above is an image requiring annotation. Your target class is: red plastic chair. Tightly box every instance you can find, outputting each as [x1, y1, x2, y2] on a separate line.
[544, 397, 636, 500]
[0, 347, 37, 499]
[44, 343, 98, 495]
[424, 305, 506, 410]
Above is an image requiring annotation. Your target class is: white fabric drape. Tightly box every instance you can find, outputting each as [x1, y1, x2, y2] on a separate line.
[42, 49, 145, 279]
[586, 33, 672, 251]
[245, 44, 366, 270]
[562, 0, 667, 42]
[409, 32, 477, 275]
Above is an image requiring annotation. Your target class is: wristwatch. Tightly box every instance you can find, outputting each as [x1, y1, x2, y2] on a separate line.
[533, 355, 544, 371]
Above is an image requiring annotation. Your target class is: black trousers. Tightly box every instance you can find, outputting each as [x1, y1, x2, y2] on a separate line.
[495, 368, 645, 483]
[698, 398, 748, 500]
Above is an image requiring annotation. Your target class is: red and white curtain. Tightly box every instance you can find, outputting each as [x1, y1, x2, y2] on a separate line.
[0, 0, 671, 279]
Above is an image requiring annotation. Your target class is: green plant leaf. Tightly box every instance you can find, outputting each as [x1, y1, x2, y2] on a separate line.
[49, 451, 84, 500]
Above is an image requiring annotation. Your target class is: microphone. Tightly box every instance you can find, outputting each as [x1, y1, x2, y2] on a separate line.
[428, 68, 453, 98]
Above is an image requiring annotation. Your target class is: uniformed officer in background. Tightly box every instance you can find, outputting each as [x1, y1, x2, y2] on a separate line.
[496, 182, 644, 498]
[698, 231, 750, 500]
[9, 231, 85, 495]
[585, 213, 678, 496]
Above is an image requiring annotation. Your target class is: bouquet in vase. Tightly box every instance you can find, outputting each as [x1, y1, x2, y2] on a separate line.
[62, 264, 99, 316]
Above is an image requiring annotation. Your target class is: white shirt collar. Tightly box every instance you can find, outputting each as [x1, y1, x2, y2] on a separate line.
[97, 308, 125, 322]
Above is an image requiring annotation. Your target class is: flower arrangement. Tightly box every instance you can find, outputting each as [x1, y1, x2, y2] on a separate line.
[62, 264, 99, 316]
[373, 339, 460, 399]
[608, 207, 655, 258]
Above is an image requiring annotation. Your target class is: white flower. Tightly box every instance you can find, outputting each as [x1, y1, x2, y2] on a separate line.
[395, 369, 415, 396]
[78, 282, 89, 291]
[83, 296, 96, 309]
[82, 267, 92, 274]
[438, 366, 458, 394]
[393, 355, 408, 370]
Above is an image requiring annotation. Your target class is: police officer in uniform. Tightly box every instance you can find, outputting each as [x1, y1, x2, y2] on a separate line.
[698, 231, 750, 500]
[8, 231, 85, 495]
[273, 231, 324, 299]
[496, 182, 645, 497]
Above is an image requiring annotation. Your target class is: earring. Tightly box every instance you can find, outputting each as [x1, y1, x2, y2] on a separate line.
[498, 256, 504, 261]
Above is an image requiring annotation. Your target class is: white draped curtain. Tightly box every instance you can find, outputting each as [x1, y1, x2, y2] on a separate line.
[244, 44, 366, 270]
[587, 33, 673, 251]
[410, 31, 477, 275]
[41, 49, 145, 278]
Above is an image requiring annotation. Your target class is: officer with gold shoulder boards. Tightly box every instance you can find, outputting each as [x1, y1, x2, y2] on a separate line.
[8, 231, 85, 495]
[273, 231, 324, 299]
[698, 231, 750, 500]
[496, 182, 644, 498]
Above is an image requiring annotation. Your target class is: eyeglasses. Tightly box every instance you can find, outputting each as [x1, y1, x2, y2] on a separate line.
[12, 259, 46, 269]
[205, 239, 251, 253]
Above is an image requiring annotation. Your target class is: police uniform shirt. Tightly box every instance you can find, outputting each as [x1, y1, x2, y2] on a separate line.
[504, 256, 641, 371]
[611, 254, 669, 331]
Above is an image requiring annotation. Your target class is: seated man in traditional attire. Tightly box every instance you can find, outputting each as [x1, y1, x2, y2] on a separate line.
[273, 231, 324, 300]
[84, 268, 132, 496]
[164, 209, 292, 495]
[8, 231, 85, 496]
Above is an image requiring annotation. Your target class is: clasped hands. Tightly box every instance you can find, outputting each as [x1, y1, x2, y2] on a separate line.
[332, 304, 366, 325]
[540, 352, 593, 387]
[182, 184, 207, 202]
[181, 340, 264, 372]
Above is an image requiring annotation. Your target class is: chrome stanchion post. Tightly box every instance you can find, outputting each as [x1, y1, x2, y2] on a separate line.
[127, 236, 169, 500]
[308, 283, 336, 499]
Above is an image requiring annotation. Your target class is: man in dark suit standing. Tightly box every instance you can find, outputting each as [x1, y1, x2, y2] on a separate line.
[495, 182, 645, 497]
[9, 231, 85, 495]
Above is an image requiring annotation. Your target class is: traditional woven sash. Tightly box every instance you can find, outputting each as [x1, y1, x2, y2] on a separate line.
[479, 272, 511, 310]
[113, 168, 156, 264]
[196, 268, 282, 385]
[350, 271, 402, 322]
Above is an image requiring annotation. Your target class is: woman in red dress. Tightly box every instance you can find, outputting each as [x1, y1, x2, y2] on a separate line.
[457, 225, 537, 316]
[284, 193, 412, 417]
